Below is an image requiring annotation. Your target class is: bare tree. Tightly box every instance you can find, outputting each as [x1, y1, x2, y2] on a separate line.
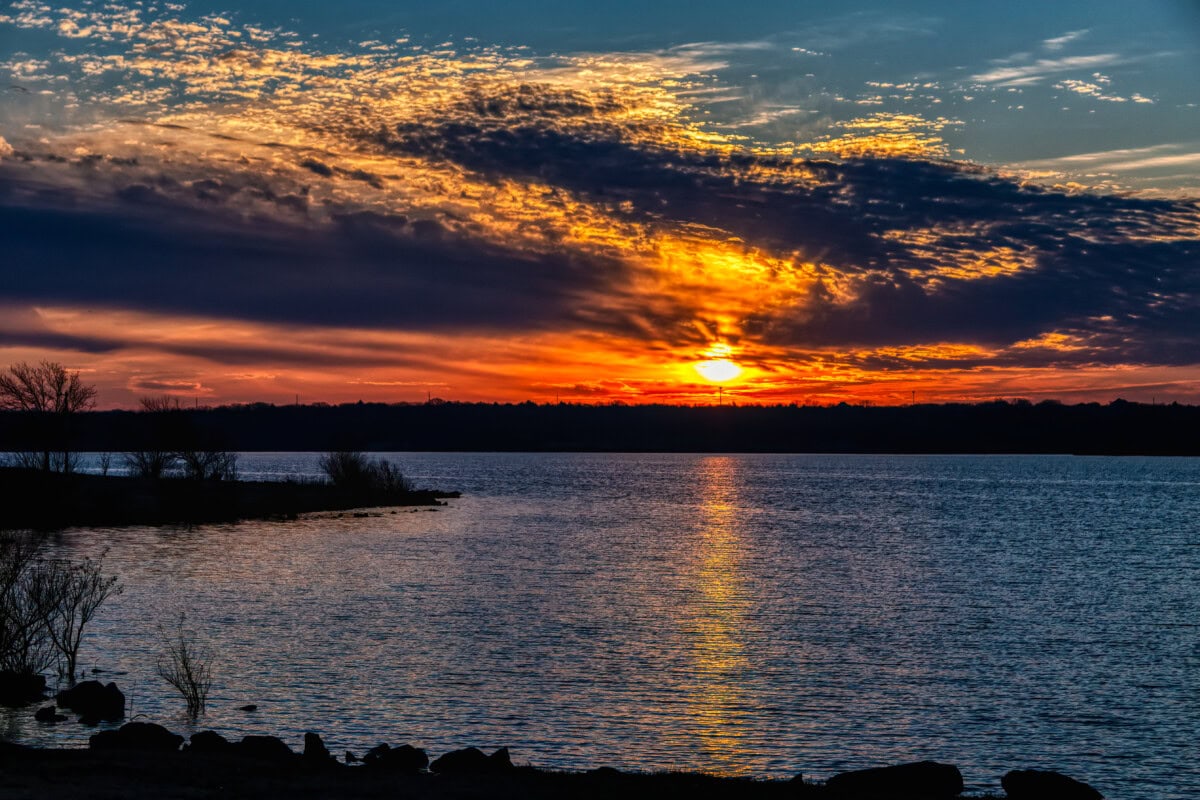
[124, 396, 182, 479]
[0, 533, 56, 675]
[37, 554, 123, 681]
[156, 615, 213, 718]
[123, 450, 178, 479]
[0, 361, 97, 473]
[139, 396, 182, 414]
[176, 448, 238, 482]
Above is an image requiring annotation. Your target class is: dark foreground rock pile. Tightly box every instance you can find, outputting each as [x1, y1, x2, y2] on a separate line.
[0, 721, 1109, 800]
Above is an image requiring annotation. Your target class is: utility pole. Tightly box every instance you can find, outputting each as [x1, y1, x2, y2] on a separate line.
[718, 386, 723, 406]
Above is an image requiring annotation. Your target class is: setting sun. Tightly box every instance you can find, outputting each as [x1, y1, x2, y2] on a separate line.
[695, 359, 742, 382]
[694, 343, 743, 383]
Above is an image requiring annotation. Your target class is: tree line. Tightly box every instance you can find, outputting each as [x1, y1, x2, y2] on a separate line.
[5, 360, 1200, 456]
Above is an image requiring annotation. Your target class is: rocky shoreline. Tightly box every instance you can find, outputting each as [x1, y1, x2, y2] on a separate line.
[2, 683, 1107, 800]
[0, 724, 1108, 800]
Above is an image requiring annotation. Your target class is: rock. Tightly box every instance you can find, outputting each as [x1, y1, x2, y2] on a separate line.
[430, 746, 514, 775]
[0, 671, 46, 707]
[56, 681, 124, 722]
[234, 735, 295, 762]
[188, 730, 232, 754]
[825, 760, 964, 798]
[89, 722, 184, 752]
[1002, 769, 1104, 799]
[488, 747, 513, 770]
[34, 705, 66, 723]
[362, 742, 429, 772]
[345, 751, 359, 764]
[238, 704, 258, 712]
[303, 732, 338, 767]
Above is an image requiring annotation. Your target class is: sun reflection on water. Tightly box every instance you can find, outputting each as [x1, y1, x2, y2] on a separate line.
[682, 456, 754, 773]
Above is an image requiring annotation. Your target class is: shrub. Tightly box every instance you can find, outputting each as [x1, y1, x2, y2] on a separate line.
[156, 615, 213, 718]
[319, 451, 411, 494]
[123, 449, 178, 480]
[176, 449, 238, 482]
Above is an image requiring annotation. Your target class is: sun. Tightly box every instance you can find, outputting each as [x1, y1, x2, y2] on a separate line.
[693, 342, 743, 383]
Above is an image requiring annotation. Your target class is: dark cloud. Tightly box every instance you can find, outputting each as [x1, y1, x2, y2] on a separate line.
[362, 92, 1200, 365]
[0, 327, 124, 355]
[0, 183, 640, 338]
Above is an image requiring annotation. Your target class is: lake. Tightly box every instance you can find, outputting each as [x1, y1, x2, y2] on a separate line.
[3, 453, 1198, 798]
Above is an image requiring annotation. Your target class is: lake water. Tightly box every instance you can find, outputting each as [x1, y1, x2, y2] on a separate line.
[3, 453, 1198, 798]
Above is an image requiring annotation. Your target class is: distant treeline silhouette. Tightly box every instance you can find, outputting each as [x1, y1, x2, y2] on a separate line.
[2, 399, 1198, 455]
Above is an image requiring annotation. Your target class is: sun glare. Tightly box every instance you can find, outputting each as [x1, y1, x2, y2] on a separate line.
[694, 343, 743, 383]
[695, 359, 742, 382]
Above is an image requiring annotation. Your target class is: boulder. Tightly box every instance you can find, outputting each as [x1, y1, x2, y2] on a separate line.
[56, 681, 124, 722]
[303, 732, 338, 767]
[430, 746, 514, 775]
[362, 742, 429, 772]
[489, 747, 514, 770]
[34, 705, 66, 723]
[825, 760, 963, 798]
[0, 671, 46, 707]
[1002, 769, 1104, 799]
[234, 735, 295, 762]
[188, 730, 233, 754]
[89, 722, 184, 752]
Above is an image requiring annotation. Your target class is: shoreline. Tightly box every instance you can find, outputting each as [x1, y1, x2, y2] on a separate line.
[0, 467, 460, 530]
[0, 738, 995, 800]
[0, 720, 1109, 800]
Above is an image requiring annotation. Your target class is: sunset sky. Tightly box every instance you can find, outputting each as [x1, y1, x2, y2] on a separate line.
[1, 1, 1199, 407]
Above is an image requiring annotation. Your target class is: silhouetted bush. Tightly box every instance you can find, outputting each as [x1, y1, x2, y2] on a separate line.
[156, 615, 213, 719]
[123, 449, 178, 479]
[319, 451, 411, 494]
[176, 449, 238, 482]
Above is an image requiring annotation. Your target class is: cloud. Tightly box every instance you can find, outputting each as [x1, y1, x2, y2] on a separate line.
[1042, 30, 1089, 51]
[1055, 77, 1154, 105]
[970, 54, 1125, 87]
[1019, 142, 1200, 176]
[0, 184, 639, 337]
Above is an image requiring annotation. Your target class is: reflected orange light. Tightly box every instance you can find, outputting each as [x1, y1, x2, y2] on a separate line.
[686, 456, 752, 774]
